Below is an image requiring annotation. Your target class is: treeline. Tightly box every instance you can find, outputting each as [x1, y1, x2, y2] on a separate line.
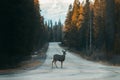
[44, 20, 63, 42]
[63, 0, 120, 59]
[0, 0, 47, 69]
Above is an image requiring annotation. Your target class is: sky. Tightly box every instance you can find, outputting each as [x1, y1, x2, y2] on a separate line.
[39, 0, 94, 24]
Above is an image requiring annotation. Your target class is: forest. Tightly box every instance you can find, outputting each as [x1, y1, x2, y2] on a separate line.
[0, 0, 120, 69]
[63, 0, 120, 63]
[0, 0, 120, 80]
[0, 0, 48, 69]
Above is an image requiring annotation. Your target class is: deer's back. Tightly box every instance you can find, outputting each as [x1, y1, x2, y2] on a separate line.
[53, 54, 65, 61]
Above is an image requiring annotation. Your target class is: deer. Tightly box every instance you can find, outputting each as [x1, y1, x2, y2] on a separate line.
[52, 50, 66, 68]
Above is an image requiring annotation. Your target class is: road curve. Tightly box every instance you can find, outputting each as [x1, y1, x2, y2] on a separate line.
[0, 42, 120, 80]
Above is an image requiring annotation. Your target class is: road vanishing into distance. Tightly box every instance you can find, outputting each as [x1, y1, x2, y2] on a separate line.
[0, 42, 120, 80]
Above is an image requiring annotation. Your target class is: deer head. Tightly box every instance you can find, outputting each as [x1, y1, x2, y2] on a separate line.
[62, 50, 66, 55]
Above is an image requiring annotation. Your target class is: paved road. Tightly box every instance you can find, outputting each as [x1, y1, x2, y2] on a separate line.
[0, 42, 120, 80]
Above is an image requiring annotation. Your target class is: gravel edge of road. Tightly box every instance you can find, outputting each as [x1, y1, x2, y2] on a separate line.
[0, 43, 49, 75]
[59, 43, 120, 67]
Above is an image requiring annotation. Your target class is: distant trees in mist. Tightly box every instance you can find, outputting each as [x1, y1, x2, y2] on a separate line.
[44, 20, 63, 42]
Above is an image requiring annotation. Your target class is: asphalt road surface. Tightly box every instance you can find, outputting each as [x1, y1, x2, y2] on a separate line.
[0, 42, 120, 80]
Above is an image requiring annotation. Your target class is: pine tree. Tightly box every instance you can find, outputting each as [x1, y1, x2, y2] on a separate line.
[64, 1, 81, 48]
[72, 0, 80, 26]
[63, 4, 73, 46]
[93, 0, 106, 51]
[64, 4, 73, 31]
[114, 0, 120, 55]
[58, 19, 63, 42]
[77, 4, 84, 28]
[82, 0, 91, 54]
[105, 0, 115, 57]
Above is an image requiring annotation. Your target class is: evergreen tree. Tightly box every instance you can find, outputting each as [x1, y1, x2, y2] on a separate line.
[64, 4, 73, 31]
[114, 0, 120, 55]
[72, 0, 80, 26]
[83, 0, 91, 54]
[63, 4, 73, 46]
[93, 0, 106, 51]
[105, 0, 115, 57]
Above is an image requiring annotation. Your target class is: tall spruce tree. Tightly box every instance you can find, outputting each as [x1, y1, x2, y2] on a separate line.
[105, 0, 115, 57]
[114, 0, 120, 55]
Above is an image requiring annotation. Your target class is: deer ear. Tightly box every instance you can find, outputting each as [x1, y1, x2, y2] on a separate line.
[65, 50, 67, 52]
[62, 50, 65, 52]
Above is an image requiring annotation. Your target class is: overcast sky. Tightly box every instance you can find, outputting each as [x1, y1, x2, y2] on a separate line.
[39, 0, 94, 24]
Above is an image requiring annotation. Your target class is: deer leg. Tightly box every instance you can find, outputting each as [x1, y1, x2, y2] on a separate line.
[52, 60, 54, 68]
[61, 61, 63, 68]
[54, 61, 58, 68]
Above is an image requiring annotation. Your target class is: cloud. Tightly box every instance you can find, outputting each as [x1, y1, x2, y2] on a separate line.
[40, 0, 73, 23]
[39, 0, 94, 24]
[40, 0, 74, 4]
